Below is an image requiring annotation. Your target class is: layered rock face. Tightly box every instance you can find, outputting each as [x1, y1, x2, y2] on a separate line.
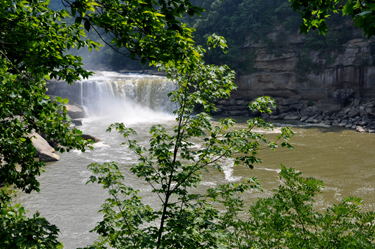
[236, 33, 375, 101]
[214, 26, 375, 133]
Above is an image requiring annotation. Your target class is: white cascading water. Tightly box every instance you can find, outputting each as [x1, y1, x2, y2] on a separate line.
[76, 71, 178, 122]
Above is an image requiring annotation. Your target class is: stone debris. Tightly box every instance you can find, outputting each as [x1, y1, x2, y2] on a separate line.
[213, 97, 375, 134]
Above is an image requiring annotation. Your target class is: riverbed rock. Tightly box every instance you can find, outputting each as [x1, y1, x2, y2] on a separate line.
[289, 103, 304, 110]
[338, 120, 348, 127]
[300, 116, 309, 122]
[333, 88, 354, 102]
[325, 120, 332, 125]
[66, 104, 85, 119]
[347, 109, 360, 118]
[39, 151, 60, 162]
[365, 107, 375, 116]
[30, 132, 60, 162]
[281, 98, 299, 105]
[71, 119, 83, 126]
[279, 113, 289, 119]
[300, 106, 322, 117]
[284, 114, 300, 120]
[81, 134, 100, 143]
[278, 105, 293, 113]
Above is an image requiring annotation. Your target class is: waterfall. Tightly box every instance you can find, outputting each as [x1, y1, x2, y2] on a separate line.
[48, 72, 178, 121]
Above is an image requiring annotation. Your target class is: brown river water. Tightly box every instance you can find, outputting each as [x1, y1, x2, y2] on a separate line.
[14, 73, 375, 248]
[15, 116, 375, 248]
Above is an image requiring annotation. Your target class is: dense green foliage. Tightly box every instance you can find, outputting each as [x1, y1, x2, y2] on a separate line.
[48, 0, 202, 71]
[289, 0, 375, 38]
[2, 0, 375, 248]
[0, 0, 204, 246]
[83, 41, 296, 248]
[0, 0, 98, 194]
[221, 167, 375, 248]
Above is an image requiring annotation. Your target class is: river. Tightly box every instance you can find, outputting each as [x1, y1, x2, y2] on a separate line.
[14, 73, 375, 248]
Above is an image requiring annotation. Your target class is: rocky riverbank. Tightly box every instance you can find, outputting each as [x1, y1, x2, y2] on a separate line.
[214, 96, 375, 134]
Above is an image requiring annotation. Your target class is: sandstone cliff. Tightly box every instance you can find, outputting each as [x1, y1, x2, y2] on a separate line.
[235, 27, 375, 104]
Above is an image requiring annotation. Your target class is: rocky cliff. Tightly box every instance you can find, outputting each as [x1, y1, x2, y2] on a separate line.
[213, 25, 375, 133]
[238, 26, 375, 101]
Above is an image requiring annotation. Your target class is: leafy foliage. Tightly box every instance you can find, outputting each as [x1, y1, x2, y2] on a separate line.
[223, 167, 375, 248]
[0, 0, 206, 246]
[0, 0, 100, 193]
[289, 0, 375, 38]
[84, 40, 295, 248]
[0, 188, 63, 248]
[59, 0, 203, 65]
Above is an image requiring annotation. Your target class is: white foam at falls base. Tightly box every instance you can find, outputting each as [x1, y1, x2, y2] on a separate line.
[222, 159, 242, 182]
[82, 98, 174, 125]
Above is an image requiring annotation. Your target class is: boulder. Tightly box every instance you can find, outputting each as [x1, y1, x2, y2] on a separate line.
[281, 98, 299, 105]
[333, 88, 354, 102]
[30, 132, 60, 162]
[228, 110, 249, 116]
[300, 106, 322, 117]
[365, 107, 375, 116]
[284, 114, 300, 120]
[289, 103, 304, 110]
[81, 134, 100, 143]
[30, 132, 54, 154]
[279, 113, 289, 119]
[324, 120, 332, 125]
[352, 98, 361, 107]
[343, 107, 353, 114]
[312, 118, 321, 123]
[39, 151, 60, 162]
[300, 116, 309, 122]
[66, 104, 85, 119]
[278, 105, 293, 113]
[359, 109, 368, 118]
[360, 120, 369, 126]
[347, 109, 360, 118]
[71, 119, 83, 126]
[332, 120, 340, 126]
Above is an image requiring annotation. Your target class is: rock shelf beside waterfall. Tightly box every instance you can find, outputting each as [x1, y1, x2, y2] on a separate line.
[214, 97, 375, 134]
